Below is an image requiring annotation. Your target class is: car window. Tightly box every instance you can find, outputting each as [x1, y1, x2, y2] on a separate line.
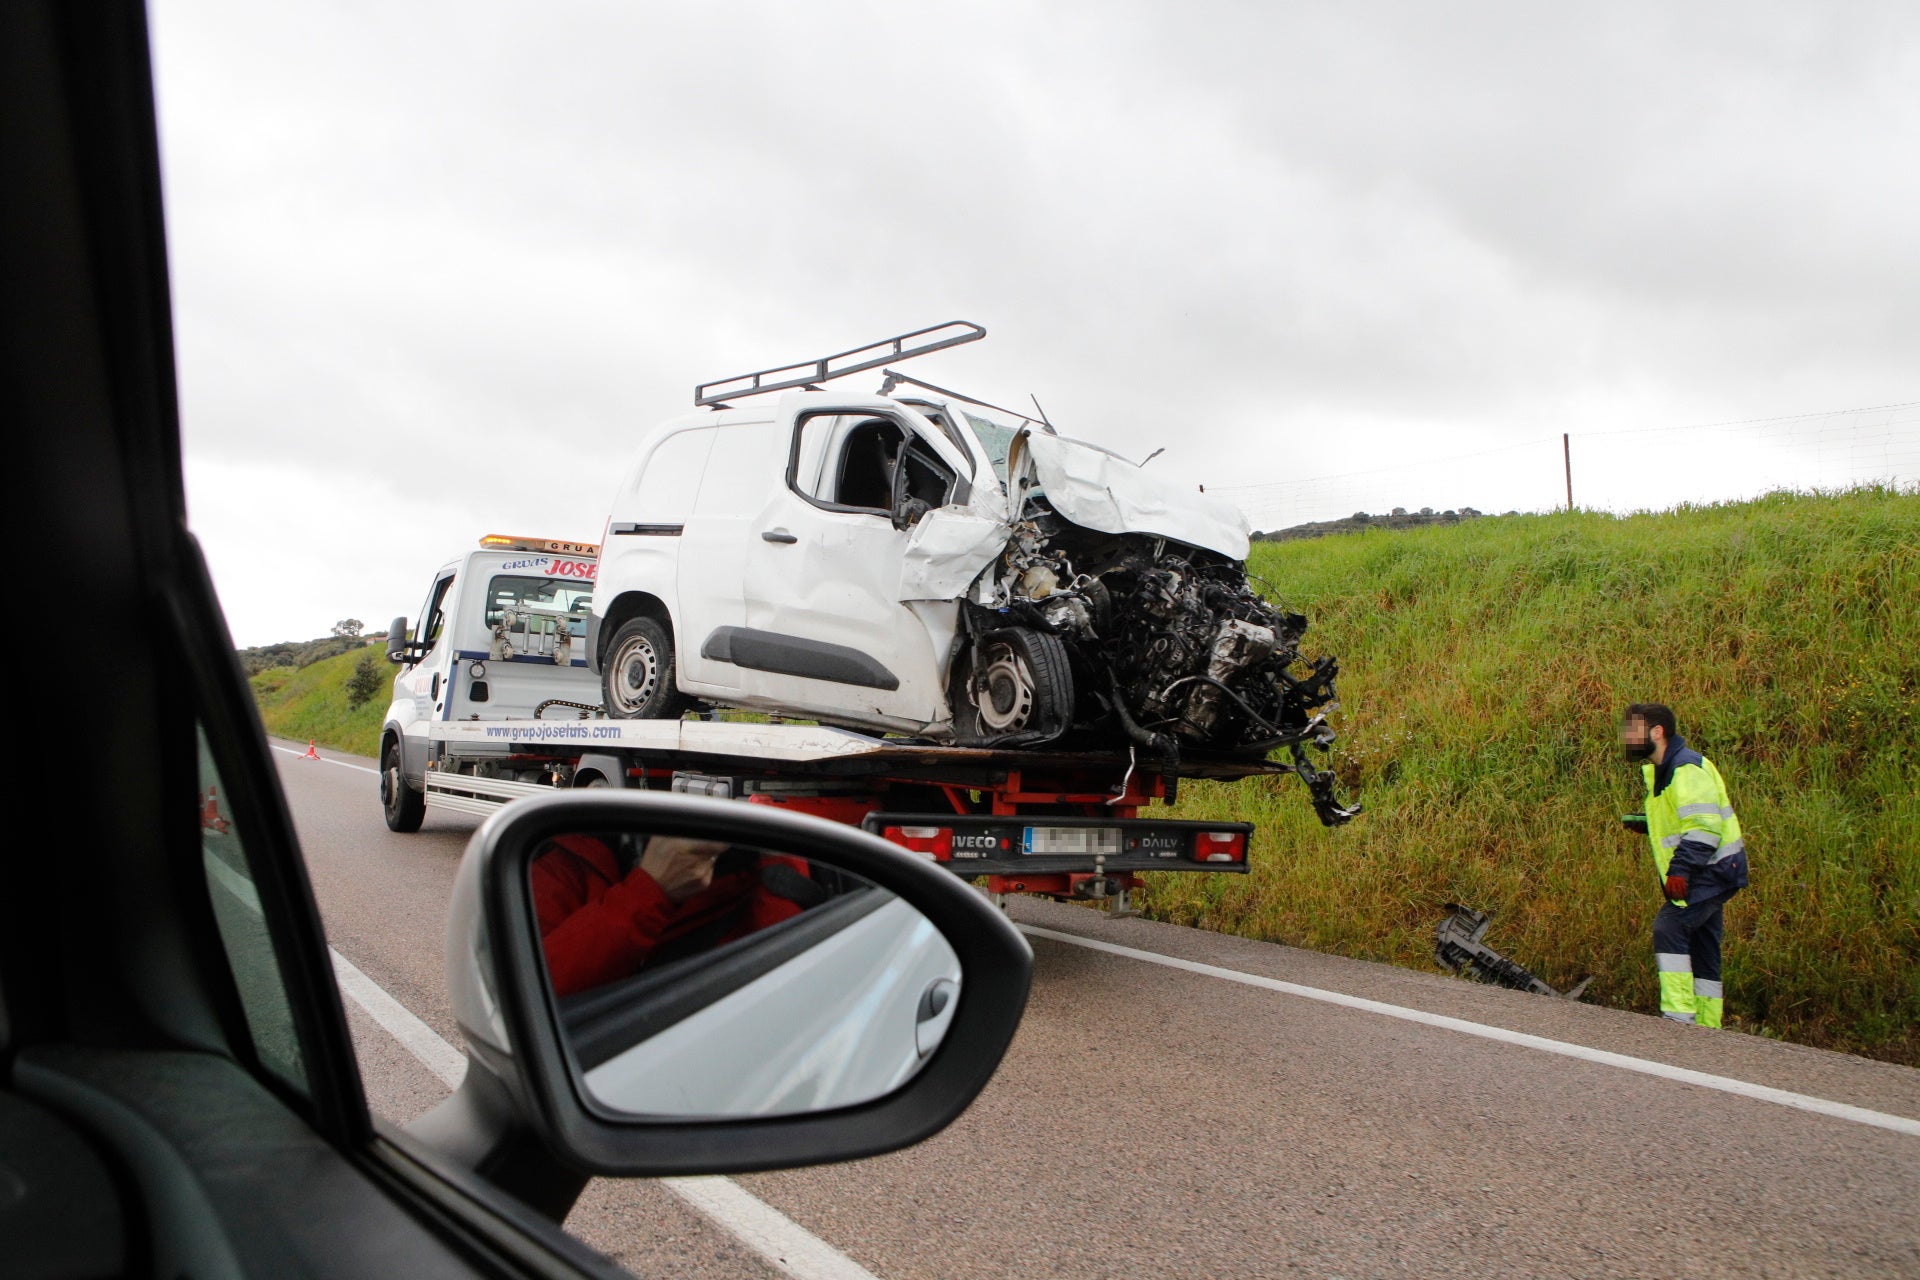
[791, 412, 955, 514]
[897, 438, 956, 509]
[792, 413, 899, 512]
[196, 723, 308, 1094]
[418, 572, 455, 652]
[486, 574, 594, 641]
[904, 402, 974, 460]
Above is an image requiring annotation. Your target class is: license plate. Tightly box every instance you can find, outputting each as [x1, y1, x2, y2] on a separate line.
[1022, 826, 1122, 856]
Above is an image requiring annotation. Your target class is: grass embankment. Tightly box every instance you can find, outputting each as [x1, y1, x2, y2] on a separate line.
[1149, 488, 1919, 1063]
[249, 647, 389, 759]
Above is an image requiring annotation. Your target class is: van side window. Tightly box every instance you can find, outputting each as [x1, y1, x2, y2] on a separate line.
[791, 413, 955, 515]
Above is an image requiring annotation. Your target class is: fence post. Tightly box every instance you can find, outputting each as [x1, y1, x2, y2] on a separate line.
[1563, 433, 1573, 512]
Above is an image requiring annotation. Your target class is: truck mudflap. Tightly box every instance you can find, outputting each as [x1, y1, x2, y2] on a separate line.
[862, 813, 1252, 878]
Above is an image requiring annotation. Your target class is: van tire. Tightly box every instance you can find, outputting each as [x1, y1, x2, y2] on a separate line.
[381, 739, 426, 833]
[955, 627, 1073, 747]
[602, 617, 690, 720]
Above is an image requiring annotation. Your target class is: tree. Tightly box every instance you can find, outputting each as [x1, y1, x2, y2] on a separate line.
[332, 618, 364, 639]
[345, 651, 384, 709]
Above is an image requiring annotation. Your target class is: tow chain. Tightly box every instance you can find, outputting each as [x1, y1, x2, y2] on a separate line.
[534, 699, 602, 720]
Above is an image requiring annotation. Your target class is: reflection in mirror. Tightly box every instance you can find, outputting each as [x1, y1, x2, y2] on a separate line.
[530, 829, 962, 1119]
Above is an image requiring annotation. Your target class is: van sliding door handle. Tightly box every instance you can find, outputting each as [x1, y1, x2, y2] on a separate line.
[760, 530, 798, 544]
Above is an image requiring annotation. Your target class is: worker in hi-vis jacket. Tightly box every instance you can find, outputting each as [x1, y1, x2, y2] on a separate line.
[1620, 703, 1750, 1027]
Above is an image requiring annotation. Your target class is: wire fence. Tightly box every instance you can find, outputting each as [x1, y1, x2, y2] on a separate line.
[1214, 401, 1920, 532]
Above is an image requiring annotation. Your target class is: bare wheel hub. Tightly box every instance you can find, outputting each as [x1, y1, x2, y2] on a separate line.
[974, 642, 1036, 733]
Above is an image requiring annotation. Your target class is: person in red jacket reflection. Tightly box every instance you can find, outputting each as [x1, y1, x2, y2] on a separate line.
[531, 832, 816, 998]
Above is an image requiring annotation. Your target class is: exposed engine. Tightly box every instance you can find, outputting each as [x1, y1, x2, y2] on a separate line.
[966, 517, 1359, 826]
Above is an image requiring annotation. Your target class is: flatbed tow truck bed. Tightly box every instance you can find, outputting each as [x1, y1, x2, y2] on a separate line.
[421, 718, 1273, 907]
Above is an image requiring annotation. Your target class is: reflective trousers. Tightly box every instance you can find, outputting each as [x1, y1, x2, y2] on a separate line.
[1653, 896, 1730, 1027]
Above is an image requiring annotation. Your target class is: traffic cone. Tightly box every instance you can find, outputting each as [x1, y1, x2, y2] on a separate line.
[199, 786, 231, 835]
[302, 740, 321, 760]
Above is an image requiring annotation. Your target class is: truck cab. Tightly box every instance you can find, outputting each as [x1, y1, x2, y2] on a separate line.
[380, 535, 602, 830]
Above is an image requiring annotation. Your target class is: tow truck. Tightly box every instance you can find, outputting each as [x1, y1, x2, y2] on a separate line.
[382, 538, 1275, 908]
[379, 534, 604, 832]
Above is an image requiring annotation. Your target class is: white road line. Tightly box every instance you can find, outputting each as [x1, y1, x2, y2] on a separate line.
[271, 743, 380, 775]
[203, 848, 261, 913]
[327, 951, 879, 1280]
[1020, 924, 1920, 1138]
[660, 1177, 883, 1280]
[328, 948, 468, 1090]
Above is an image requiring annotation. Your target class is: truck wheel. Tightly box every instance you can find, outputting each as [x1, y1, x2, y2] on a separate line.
[603, 617, 690, 720]
[381, 739, 426, 833]
[957, 628, 1073, 746]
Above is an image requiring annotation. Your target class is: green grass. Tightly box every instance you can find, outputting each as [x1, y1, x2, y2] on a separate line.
[1147, 487, 1920, 1064]
[249, 647, 390, 760]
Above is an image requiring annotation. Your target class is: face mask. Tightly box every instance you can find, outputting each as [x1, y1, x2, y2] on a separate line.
[1622, 739, 1655, 761]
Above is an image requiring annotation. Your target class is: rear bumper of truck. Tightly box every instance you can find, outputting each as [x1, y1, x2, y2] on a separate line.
[861, 813, 1252, 878]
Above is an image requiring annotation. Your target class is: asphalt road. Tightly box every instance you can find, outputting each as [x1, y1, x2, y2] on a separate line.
[273, 739, 1920, 1279]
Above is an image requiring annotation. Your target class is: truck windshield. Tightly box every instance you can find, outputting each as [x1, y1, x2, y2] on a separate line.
[487, 575, 594, 640]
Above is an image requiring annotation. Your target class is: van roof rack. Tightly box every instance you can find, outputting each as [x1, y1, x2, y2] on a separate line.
[695, 320, 985, 408]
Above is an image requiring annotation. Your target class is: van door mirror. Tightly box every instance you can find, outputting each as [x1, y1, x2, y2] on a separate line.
[385, 616, 410, 663]
[413, 791, 1030, 1218]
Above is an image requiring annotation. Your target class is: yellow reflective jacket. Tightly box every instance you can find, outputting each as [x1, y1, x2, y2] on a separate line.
[1643, 736, 1748, 905]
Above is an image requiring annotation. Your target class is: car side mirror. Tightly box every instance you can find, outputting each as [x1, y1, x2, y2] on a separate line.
[385, 615, 411, 663]
[409, 791, 1032, 1220]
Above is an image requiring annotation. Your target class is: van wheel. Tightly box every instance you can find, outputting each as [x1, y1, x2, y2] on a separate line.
[381, 739, 425, 833]
[603, 617, 690, 719]
[956, 628, 1073, 746]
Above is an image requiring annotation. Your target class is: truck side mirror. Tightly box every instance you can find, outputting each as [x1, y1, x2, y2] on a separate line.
[411, 791, 1031, 1220]
[385, 616, 410, 664]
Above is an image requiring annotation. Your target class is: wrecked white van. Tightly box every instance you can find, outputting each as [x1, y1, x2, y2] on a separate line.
[588, 324, 1355, 824]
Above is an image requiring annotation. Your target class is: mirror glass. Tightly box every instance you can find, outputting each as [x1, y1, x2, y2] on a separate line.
[529, 827, 962, 1119]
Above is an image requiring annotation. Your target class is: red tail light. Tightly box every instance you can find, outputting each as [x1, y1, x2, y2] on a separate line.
[881, 825, 953, 861]
[1193, 830, 1247, 862]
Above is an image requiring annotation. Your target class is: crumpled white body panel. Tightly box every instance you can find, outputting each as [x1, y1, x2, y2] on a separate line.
[896, 508, 1010, 602]
[1026, 433, 1251, 561]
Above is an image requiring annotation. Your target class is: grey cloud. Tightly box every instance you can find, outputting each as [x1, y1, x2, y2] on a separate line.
[149, 0, 1919, 639]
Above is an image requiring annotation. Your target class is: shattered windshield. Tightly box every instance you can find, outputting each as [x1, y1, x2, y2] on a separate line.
[963, 411, 1019, 486]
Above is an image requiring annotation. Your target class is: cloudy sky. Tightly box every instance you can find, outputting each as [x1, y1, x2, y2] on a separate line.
[149, 1, 1920, 646]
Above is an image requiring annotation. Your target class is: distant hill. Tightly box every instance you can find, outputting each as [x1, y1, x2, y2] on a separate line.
[236, 633, 373, 676]
[249, 646, 389, 758]
[1252, 506, 1496, 543]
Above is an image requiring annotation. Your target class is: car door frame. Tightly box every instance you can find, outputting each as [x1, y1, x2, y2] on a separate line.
[3, 6, 699, 1277]
[726, 395, 975, 726]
